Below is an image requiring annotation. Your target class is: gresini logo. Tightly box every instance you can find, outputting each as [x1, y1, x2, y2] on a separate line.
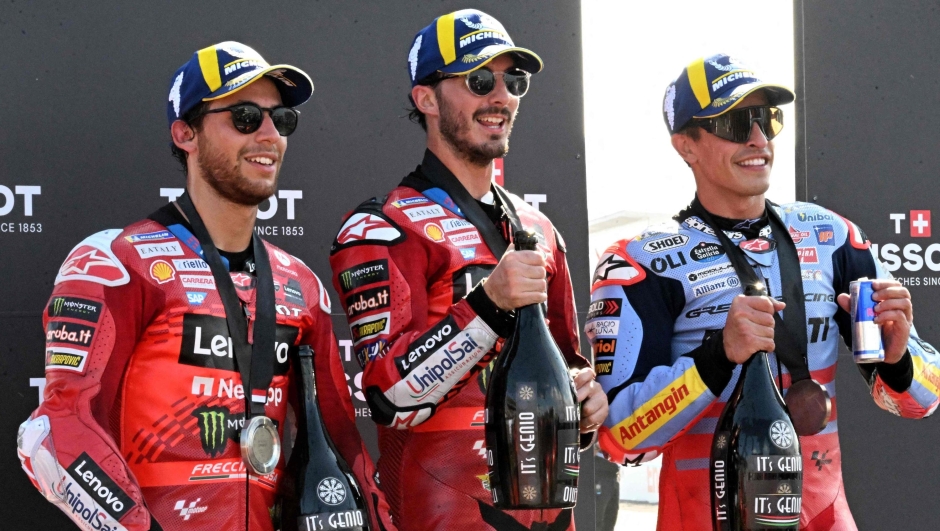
[64, 452, 136, 519]
[192, 405, 241, 457]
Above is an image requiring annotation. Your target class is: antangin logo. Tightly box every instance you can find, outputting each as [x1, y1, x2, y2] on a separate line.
[618, 385, 690, 444]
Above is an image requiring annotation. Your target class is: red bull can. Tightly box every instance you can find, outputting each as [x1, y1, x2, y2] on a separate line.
[850, 279, 885, 363]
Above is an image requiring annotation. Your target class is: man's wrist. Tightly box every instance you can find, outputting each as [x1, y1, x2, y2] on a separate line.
[690, 329, 736, 395]
[875, 349, 914, 393]
[466, 279, 515, 337]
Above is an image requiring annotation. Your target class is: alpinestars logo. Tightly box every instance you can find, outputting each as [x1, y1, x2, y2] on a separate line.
[192, 405, 240, 457]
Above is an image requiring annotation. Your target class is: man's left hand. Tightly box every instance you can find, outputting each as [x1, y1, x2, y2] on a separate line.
[837, 279, 913, 364]
[570, 367, 609, 434]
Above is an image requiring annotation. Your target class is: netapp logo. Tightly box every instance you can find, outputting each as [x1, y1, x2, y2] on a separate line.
[395, 316, 459, 377]
[178, 313, 296, 375]
[65, 452, 136, 519]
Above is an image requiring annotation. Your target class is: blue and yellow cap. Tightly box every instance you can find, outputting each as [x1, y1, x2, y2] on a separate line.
[167, 41, 313, 128]
[407, 9, 543, 86]
[663, 53, 794, 134]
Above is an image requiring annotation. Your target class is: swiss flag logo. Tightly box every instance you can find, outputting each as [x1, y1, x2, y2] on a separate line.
[910, 210, 931, 238]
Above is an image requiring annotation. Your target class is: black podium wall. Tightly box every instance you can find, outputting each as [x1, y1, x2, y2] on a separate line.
[0, 2, 593, 529]
[796, 1, 940, 529]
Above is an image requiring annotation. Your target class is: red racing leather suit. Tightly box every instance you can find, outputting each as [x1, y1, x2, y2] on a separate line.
[328, 151, 589, 531]
[17, 204, 394, 531]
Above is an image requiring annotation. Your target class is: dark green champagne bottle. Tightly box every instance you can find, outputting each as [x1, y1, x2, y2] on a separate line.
[280, 346, 370, 531]
[484, 229, 580, 509]
[711, 285, 802, 530]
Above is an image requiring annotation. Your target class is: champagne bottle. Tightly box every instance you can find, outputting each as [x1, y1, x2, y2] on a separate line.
[280, 346, 370, 531]
[711, 285, 803, 530]
[484, 229, 581, 509]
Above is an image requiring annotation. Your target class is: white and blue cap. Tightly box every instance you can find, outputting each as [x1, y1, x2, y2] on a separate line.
[167, 41, 313, 128]
[663, 53, 794, 134]
[407, 9, 543, 86]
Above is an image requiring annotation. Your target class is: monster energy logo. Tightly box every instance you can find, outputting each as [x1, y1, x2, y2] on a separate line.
[192, 405, 239, 457]
[337, 260, 388, 292]
[47, 296, 102, 323]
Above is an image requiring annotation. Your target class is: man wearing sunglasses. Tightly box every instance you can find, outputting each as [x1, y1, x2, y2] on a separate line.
[588, 53, 940, 530]
[17, 41, 394, 531]
[329, 9, 607, 531]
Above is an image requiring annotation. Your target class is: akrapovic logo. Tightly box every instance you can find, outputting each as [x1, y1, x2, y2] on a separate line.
[65, 452, 136, 519]
[47, 297, 102, 323]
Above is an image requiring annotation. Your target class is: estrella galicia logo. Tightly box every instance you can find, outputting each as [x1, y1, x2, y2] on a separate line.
[339, 259, 389, 292]
[47, 297, 102, 323]
[192, 405, 241, 457]
[690, 242, 725, 262]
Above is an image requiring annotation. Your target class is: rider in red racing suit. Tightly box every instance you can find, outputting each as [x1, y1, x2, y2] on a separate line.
[17, 203, 394, 531]
[329, 150, 590, 531]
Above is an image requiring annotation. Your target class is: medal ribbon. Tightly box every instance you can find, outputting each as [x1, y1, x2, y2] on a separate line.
[177, 191, 277, 418]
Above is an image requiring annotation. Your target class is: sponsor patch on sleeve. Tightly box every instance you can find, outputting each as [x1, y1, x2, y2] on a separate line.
[45, 347, 89, 373]
[47, 296, 102, 323]
[592, 243, 646, 290]
[55, 229, 130, 287]
[332, 212, 405, 251]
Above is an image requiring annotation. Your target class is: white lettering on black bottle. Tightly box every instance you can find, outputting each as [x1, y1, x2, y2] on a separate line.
[711, 285, 802, 530]
[280, 346, 370, 531]
[484, 229, 580, 509]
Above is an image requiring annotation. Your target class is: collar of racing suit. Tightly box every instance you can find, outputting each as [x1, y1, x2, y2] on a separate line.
[149, 202, 255, 273]
[400, 149, 522, 256]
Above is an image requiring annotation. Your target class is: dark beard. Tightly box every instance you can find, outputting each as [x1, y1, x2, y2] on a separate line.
[196, 137, 279, 206]
[438, 93, 514, 167]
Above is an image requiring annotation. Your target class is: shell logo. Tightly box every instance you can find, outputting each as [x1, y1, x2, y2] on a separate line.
[424, 223, 444, 242]
[150, 260, 176, 284]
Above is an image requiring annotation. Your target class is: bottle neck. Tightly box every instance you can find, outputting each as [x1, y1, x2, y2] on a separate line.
[740, 351, 782, 400]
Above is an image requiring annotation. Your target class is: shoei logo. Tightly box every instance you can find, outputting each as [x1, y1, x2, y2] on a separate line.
[64, 452, 136, 519]
[192, 405, 241, 458]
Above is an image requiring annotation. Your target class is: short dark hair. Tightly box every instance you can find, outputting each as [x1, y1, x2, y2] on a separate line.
[170, 101, 211, 174]
[407, 72, 449, 132]
[678, 121, 701, 141]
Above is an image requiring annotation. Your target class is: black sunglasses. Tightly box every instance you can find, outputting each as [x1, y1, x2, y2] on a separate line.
[197, 103, 299, 136]
[440, 68, 531, 97]
[695, 106, 784, 143]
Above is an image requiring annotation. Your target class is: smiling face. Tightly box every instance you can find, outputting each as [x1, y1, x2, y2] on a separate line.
[433, 54, 520, 166]
[680, 91, 775, 205]
[193, 77, 287, 206]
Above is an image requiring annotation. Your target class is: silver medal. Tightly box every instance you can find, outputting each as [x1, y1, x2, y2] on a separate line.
[240, 415, 281, 475]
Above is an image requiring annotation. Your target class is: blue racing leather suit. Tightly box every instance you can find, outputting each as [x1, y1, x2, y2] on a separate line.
[588, 200, 940, 531]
